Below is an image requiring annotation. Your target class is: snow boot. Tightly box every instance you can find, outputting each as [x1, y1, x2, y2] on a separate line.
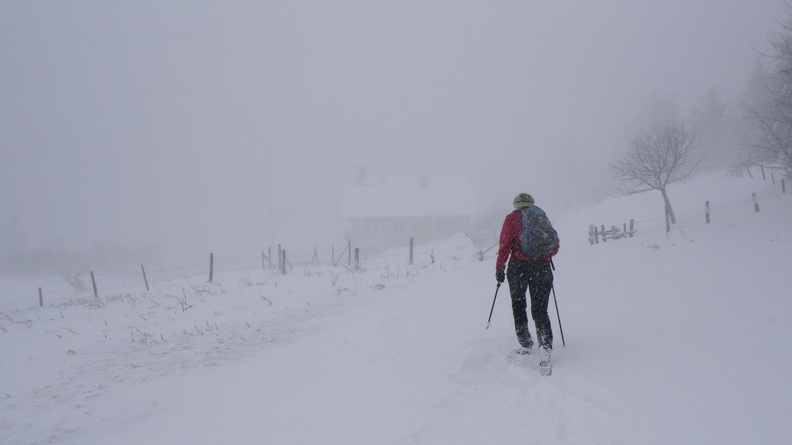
[517, 335, 534, 354]
[517, 326, 533, 351]
[516, 345, 533, 355]
[538, 346, 552, 376]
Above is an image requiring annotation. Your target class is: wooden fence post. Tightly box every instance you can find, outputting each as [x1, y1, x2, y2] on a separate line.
[705, 201, 710, 224]
[601, 225, 606, 242]
[771, 171, 776, 184]
[261, 251, 266, 271]
[761, 165, 766, 180]
[281, 249, 287, 275]
[332, 244, 335, 266]
[746, 167, 754, 179]
[783, 179, 787, 193]
[348, 241, 352, 267]
[354, 248, 360, 270]
[312, 246, 319, 265]
[753, 193, 760, 213]
[335, 243, 348, 267]
[409, 237, 414, 265]
[268, 247, 272, 269]
[629, 219, 634, 237]
[278, 244, 282, 271]
[39, 287, 43, 307]
[209, 253, 214, 283]
[141, 264, 150, 291]
[91, 271, 99, 299]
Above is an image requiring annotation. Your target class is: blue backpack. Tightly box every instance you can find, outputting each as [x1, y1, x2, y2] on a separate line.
[519, 206, 559, 258]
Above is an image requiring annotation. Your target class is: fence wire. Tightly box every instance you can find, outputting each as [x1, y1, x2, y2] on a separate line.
[595, 188, 789, 241]
[8, 188, 786, 309]
[0, 239, 451, 310]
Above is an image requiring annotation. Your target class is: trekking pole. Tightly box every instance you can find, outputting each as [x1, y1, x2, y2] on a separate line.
[481, 241, 498, 256]
[551, 286, 566, 347]
[550, 259, 566, 347]
[486, 283, 501, 329]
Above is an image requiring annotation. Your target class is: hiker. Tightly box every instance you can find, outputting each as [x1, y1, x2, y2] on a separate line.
[495, 193, 559, 363]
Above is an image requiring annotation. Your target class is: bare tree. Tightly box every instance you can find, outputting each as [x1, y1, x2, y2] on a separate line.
[743, 4, 792, 179]
[610, 121, 703, 223]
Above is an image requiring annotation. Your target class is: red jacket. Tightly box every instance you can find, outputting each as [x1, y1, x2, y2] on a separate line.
[496, 209, 559, 271]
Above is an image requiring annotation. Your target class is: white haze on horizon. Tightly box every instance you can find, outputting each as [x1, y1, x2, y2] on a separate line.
[0, 0, 783, 271]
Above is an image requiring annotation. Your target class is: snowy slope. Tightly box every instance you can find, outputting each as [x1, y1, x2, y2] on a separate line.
[1, 170, 791, 444]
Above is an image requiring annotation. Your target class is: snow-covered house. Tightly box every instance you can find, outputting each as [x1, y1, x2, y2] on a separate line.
[339, 174, 477, 250]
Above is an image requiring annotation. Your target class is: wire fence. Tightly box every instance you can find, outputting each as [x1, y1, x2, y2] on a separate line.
[0, 237, 452, 311]
[589, 185, 790, 243]
[10, 182, 786, 309]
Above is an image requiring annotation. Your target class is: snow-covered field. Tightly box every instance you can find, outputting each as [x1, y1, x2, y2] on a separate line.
[2, 170, 791, 444]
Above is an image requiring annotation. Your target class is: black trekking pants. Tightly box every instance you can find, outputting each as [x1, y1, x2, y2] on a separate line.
[507, 260, 554, 349]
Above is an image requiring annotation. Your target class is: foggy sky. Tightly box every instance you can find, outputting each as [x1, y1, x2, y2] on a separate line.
[0, 0, 783, 267]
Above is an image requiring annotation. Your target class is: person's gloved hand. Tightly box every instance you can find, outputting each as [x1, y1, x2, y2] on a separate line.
[496, 269, 505, 283]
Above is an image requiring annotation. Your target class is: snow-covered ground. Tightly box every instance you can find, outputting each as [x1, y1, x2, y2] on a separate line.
[2, 170, 791, 444]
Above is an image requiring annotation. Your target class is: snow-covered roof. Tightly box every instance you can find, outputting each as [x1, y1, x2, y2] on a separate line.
[339, 175, 477, 219]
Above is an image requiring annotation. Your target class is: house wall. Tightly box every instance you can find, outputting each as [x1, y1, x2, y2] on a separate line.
[344, 216, 470, 249]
